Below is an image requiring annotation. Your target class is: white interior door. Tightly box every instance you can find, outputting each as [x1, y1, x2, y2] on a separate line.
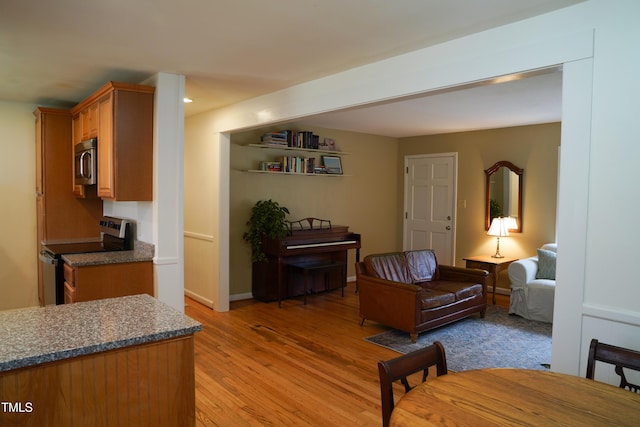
[403, 153, 457, 265]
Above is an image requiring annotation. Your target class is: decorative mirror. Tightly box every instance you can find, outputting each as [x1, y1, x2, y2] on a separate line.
[485, 161, 523, 232]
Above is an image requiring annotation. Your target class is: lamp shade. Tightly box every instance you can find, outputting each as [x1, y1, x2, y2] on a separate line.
[487, 217, 510, 237]
[504, 216, 518, 230]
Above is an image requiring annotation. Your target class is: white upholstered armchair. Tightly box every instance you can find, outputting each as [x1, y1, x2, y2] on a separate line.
[508, 243, 557, 323]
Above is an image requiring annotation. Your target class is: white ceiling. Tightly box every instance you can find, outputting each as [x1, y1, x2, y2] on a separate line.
[300, 69, 563, 137]
[0, 0, 581, 137]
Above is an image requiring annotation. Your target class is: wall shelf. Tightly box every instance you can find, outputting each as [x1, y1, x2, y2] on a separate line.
[244, 142, 351, 177]
[246, 170, 349, 177]
[247, 143, 350, 155]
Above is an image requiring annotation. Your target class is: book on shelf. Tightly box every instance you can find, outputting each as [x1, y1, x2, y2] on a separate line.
[260, 137, 288, 146]
[260, 161, 282, 172]
[294, 131, 318, 149]
[280, 155, 316, 174]
[260, 130, 320, 149]
[260, 130, 290, 146]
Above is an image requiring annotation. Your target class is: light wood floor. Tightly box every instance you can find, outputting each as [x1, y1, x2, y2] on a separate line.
[185, 284, 509, 426]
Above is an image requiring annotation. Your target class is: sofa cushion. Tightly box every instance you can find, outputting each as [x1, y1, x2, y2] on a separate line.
[364, 252, 412, 284]
[536, 249, 557, 280]
[420, 288, 456, 309]
[405, 249, 439, 282]
[430, 281, 483, 301]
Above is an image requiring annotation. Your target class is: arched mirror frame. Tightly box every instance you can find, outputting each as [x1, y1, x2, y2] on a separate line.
[485, 160, 523, 232]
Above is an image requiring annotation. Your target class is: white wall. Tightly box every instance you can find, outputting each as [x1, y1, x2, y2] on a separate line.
[184, 113, 224, 309]
[0, 101, 39, 309]
[186, 0, 640, 381]
[570, 1, 640, 383]
[151, 73, 186, 311]
[106, 72, 186, 312]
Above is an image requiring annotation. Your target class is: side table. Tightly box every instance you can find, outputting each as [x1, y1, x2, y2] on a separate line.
[463, 255, 518, 304]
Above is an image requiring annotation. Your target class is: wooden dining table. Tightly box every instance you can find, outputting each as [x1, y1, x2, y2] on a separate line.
[390, 368, 640, 426]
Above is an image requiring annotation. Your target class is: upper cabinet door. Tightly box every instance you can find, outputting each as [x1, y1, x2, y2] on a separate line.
[97, 93, 114, 199]
[80, 103, 98, 140]
[72, 113, 87, 198]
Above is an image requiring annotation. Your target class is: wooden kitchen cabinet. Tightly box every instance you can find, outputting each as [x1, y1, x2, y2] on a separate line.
[97, 92, 115, 198]
[81, 102, 98, 139]
[64, 261, 154, 303]
[71, 110, 99, 198]
[71, 81, 155, 201]
[34, 107, 103, 305]
[71, 113, 83, 197]
[63, 281, 76, 304]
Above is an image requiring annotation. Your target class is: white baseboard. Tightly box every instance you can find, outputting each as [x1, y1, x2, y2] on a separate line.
[184, 289, 214, 309]
[230, 292, 253, 302]
[227, 277, 357, 303]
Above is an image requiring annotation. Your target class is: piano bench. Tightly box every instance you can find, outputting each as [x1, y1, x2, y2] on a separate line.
[284, 260, 347, 307]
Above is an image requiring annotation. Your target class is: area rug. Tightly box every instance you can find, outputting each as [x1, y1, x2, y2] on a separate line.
[364, 305, 552, 371]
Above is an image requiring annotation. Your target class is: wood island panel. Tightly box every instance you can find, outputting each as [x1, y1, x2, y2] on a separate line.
[0, 335, 195, 427]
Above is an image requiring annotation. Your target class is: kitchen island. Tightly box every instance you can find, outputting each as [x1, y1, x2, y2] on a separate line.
[0, 294, 201, 426]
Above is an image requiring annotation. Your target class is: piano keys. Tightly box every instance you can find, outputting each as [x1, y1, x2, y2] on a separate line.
[251, 219, 361, 303]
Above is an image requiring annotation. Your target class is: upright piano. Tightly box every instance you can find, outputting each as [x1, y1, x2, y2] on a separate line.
[252, 218, 361, 303]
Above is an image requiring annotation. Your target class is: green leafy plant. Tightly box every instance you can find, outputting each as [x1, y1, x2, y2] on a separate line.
[242, 199, 290, 262]
[490, 198, 502, 222]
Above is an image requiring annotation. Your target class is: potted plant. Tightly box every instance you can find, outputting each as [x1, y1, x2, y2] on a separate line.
[243, 199, 290, 262]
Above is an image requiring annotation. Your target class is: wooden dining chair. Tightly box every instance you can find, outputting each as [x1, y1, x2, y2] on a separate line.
[586, 338, 640, 393]
[377, 341, 448, 427]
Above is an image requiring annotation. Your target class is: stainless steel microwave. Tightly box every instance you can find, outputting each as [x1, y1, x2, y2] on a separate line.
[74, 138, 97, 186]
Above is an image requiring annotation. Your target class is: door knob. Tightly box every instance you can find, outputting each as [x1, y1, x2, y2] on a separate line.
[446, 226, 451, 230]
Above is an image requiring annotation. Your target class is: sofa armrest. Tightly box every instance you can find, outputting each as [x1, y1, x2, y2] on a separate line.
[508, 257, 538, 289]
[356, 271, 423, 331]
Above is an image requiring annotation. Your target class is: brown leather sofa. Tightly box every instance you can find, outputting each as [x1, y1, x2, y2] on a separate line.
[356, 250, 488, 342]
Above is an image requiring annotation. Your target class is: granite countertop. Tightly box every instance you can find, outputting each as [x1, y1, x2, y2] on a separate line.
[0, 294, 201, 372]
[62, 240, 155, 267]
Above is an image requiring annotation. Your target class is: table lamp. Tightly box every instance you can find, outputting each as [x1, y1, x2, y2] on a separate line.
[487, 217, 510, 258]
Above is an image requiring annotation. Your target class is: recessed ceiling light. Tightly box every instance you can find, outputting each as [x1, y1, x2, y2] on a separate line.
[183, 97, 193, 103]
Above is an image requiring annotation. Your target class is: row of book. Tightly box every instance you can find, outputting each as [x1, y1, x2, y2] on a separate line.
[260, 156, 320, 174]
[260, 130, 320, 149]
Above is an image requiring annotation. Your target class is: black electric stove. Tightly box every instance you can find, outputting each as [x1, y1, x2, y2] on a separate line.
[39, 216, 133, 304]
[44, 241, 110, 255]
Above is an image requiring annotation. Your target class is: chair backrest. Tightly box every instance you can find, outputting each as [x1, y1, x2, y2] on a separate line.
[586, 338, 640, 393]
[377, 341, 448, 427]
